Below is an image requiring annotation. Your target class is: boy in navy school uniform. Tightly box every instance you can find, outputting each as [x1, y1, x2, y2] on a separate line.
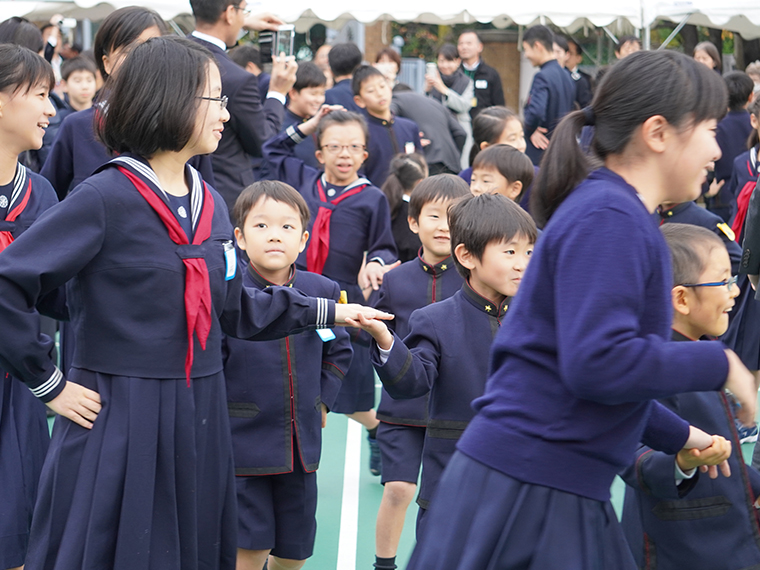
[281, 62, 327, 170]
[348, 193, 537, 541]
[469, 143, 535, 207]
[621, 223, 760, 570]
[352, 65, 423, 187]
[263, 106, 398, 475]
[521, 25, 576, 166]
[225, 180, 353, 570]
[324, 42, 363, 113]
[371, 174, 470, 570]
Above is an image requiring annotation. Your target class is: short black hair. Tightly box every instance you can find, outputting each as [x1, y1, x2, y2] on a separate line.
[725, 71, 754, 112]
[93, 6, 166, 78]
[469, 106, 520, 165]
[660, 223, 725, 286]
[61, 56, 97, 81]
[616, 35, 642, 52]
[328, 42, 363, 77]
[449, 193, 537, 279]
[523, 25, 554, 52]
[351, 64, 385, 96]
[472, 144, 535, 201]
[293, 61, 326, 91]
[382, 153, 427, 216]
[0, 17, 44, 53]
[375, 47, 401, 69]
[566, 36, 583, 56]
[0, 44, 54, 94]
[233, 180, 311, 231]
[408, 174, 469, 221]
[437, 43, 459, 61]
[228, 45, 261, 69]
[315, 110, 368, 147]
[458, 30, 483, 45]
[553, 35, 569, 53]
[190, 0, 239, 25]
[98, 36, 214, 158]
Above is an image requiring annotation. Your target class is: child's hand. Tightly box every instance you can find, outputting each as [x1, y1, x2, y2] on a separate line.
[706, 178, 725, 198]
[343, 311, 394, 350]
[46, 380, 102, 429]
[678, 434, 732, 479]
[334, 303, 393, 328]
[530, 127, 549, 150]
[321, 403, 327, 428]
[723, 348, 758, 428]
[360, 260, 401, 293]
[301, 104, 344, 136]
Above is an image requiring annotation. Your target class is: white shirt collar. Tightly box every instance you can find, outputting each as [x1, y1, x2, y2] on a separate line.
[191, 30, 227, 52]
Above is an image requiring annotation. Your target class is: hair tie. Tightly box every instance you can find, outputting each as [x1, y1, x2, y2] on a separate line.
[582, 106, 596, 126]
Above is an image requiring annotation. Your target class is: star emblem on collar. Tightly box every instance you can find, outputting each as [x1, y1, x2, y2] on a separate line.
[423, 266, 428, 271]
[441, 264, 447, 270]
[485, 305, 493, 312]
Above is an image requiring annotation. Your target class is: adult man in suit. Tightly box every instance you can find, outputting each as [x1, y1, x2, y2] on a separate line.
[190, 0, 297, 212]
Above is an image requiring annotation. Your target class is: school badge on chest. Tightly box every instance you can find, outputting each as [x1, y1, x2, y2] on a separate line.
[0, 196, 7, 209]
[177, 206, 188, 218]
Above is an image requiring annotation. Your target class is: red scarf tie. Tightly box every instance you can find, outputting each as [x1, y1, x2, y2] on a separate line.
[118, 166, 214, 386]
[306, 177, 368, 274]
[0, 174, 32, 252]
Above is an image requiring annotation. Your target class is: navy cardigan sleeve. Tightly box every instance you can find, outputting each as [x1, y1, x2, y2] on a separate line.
[262, 126, 320, 191]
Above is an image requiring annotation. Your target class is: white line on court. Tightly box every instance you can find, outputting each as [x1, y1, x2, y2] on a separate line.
[337, 419, 363, 570]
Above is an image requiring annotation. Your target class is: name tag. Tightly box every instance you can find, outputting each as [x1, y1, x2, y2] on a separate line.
[475, 79, 488, 89]
[316, 328, 336, 342]
[223, 240, 236, 281]
[404, 141, 415, 154]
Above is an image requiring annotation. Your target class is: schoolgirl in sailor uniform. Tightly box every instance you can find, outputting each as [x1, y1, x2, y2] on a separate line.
[0, 37, 383, 570]
[0, 44, 58, 570]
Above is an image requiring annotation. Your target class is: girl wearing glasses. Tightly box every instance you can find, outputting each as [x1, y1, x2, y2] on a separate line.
[0, 37, 387, 570]
[405, 51, 757, 570]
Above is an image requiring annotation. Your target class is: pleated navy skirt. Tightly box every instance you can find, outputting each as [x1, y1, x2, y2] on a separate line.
[723, 275, 760, 371]
[406, 451, 636, 570]
[0, 372, 50, 569]
[24, 368, 238, 570]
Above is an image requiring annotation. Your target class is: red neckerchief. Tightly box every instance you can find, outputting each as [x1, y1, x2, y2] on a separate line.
[0, 164, 32, 252]
[306, 175, 369, 274]
[732, 148, 759, 240]
[117, 164, 214, 386]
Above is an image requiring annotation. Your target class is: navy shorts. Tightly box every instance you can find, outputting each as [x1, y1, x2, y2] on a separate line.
[236, 461, 318, 560]
[377, 421, 425, 485]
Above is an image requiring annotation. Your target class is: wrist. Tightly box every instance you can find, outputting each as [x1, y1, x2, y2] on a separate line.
[376, 330, 393, 351]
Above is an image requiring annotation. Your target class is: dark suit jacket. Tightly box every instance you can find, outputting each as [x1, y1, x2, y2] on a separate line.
[190, 35, 285, 212]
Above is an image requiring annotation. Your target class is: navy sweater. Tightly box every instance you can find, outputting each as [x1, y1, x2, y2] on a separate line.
[362, 112, 422, 187]
[224, 265, 352, 475]
[621, 331, 760, 570]
[457, 168, 729, 501]
[371, 283, 507, 507]
[0, 155, 334, 403]
[262, 126, 397, 299]
[372, 253, 463, 426]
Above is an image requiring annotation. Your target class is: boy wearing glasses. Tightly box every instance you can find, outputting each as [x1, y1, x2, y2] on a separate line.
[621, 223, 760, 570]
[263, 106, 397, 476]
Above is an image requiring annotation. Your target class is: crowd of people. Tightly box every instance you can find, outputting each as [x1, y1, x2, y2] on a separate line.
[2, 2, 760, 570]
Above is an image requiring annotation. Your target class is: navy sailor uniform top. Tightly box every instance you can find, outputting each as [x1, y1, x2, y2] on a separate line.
[371, 252, 463, 426]
[0, 163, 58, 241]
[0, 154, 335, 403]
[224, 264, 352, 475]
[370, 282, 507, 507]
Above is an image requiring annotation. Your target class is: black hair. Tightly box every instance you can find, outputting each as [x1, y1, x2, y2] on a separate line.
[293, 62, 326, 91]
[0, 17, 44, 53]
[228, 45, 261, 69]
[748, 97, 760, 149]
[437, 43, 459, 61]
[351, 64, 384, 96]
[566, 37, 583, 56]
[531, 50, 728, 228]
[61, 56, 97, 81]
[0, 44, 55, 95]
[553, 35, 569, 53]
[328, 42, 363, 77]
[469, 106, 520, 165]
[408, 173, 470, 221]
[449, 193, 537, 279]
[375, 47, 401, 69]
[93, 6, 166, 78]
[694, 41, 722, 72]
[660, 223, 725, 286]
[98, 36, 214, 158]
[472, 144, 535, 201]
[458, 30, 483, 45]
[315, 110, 368, 147]
[381, 153, 427, 216]
[523, 25, 554, 52]
[725, 71, 754, 112]
[616, 35, 642, 53]
[233, 180, 311, 230]
[190, 0, 239, 25]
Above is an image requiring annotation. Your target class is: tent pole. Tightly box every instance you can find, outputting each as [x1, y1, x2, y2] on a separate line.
[657, 14, 691, 50]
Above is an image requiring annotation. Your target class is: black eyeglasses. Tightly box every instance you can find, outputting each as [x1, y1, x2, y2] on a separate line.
[320, 144, 366, 154]
[198, 95, 228, 110]
[681, 275, 738, 291]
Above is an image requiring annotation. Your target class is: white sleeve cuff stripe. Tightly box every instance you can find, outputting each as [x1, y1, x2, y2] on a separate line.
[286, 125, 304, 144]
[30, 367, 63, 398]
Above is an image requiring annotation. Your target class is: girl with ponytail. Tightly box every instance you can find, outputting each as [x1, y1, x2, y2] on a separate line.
[381, 152, 427, 262]
[406, 50, 758, 570]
